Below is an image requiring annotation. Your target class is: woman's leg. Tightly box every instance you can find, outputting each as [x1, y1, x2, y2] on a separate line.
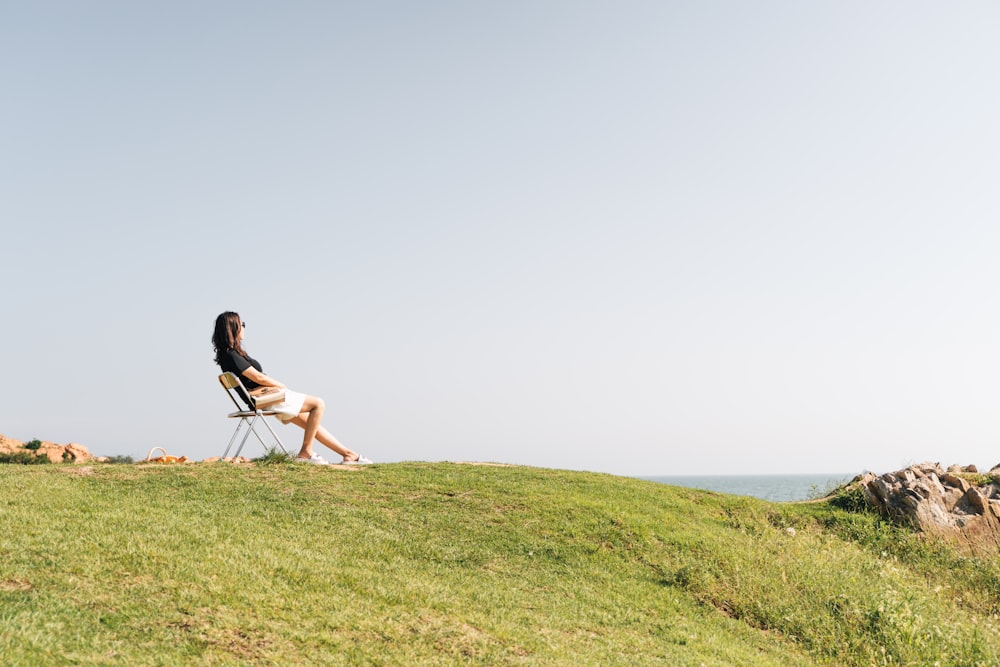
[291, 395, 324, 458]
[289, 395, 359, 461]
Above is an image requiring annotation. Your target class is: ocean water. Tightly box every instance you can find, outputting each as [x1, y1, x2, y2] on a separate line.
[643, 473, 857, 502]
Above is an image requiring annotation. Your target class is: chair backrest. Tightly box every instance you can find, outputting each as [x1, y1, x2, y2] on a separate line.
[219, 372, 256, 411]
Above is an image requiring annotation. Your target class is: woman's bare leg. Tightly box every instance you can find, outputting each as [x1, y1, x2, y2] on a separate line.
[289, 395, 359, 461]
[292, 395, 324, 458]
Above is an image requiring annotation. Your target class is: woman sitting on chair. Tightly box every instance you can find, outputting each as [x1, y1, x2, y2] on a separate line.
[212, 311, 372, 466]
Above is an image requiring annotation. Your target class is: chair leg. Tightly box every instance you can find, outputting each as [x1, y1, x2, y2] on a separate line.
[259, 416, 289, 455]
[232, 417, 257, 459]
[222, 418, 249, 460]
[229, 412, 288, 459]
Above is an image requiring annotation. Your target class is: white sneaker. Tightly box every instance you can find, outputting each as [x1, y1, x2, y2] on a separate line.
[343, 454, 373, 465]
[294, 453, 329, 465]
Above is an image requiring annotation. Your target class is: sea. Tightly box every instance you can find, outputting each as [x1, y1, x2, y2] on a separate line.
[642, 473, 857, 502]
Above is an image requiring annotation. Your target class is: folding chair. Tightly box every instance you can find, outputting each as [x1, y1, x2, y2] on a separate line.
[218, 372, 290, 459]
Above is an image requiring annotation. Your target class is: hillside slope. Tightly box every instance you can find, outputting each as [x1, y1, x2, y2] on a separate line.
[1, 463, 999, 665]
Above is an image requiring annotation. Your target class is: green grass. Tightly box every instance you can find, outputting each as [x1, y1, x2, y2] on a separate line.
[1, 463, 999, 665]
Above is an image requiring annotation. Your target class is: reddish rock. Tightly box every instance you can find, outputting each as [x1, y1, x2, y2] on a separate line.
[0, 434, 92, 463]
[65, 443, 91, 463]
[0, 434, 23, 454]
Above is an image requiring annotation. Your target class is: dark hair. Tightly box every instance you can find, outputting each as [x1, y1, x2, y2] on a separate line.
[212, 311, 247, 366]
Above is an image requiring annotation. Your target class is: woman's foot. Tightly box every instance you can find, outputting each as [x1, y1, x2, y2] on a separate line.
[295, 453, 329, 465]
[342, 454, 373, 465]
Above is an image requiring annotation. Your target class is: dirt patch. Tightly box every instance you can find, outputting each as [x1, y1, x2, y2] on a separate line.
[61, 466, 95, 476]
[209, 628, 277, 661]
[452, 461, 515, 467]
[1, 579, 33, 592]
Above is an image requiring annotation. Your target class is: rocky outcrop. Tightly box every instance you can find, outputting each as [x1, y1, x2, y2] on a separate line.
[0, 434, 93, 463]
[857, 463, 1000, 554]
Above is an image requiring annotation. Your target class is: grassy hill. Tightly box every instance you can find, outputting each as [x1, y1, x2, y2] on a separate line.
[2, 462, 1000, 666]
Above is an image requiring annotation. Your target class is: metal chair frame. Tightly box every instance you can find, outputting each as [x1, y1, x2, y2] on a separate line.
[218, 372, 290, 459]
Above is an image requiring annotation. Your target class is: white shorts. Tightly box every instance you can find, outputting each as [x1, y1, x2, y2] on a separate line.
[267, 389, 307, 424]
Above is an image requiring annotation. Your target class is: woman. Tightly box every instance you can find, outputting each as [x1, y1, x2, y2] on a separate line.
[212, 311, 372, 465]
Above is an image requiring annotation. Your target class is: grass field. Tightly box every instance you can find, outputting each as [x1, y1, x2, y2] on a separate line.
[2, 461, 1000, 665]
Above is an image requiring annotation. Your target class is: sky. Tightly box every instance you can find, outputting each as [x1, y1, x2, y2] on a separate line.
[3, 2, 1000, 477]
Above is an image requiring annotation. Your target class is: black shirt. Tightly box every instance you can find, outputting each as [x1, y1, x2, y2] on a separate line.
[220, 349, 264, 390]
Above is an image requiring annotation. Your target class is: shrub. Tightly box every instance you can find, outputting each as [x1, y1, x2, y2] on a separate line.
[103, 455, 135, 464]
[962, 472, 994, 487]
[0, 451, 50, 465]
[254, 448, 294, 465]
[828, 484, 870, 514]
[23, 439, 42, 451]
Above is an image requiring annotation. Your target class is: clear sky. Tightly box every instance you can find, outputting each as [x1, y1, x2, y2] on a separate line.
[3, 2, 999, 477]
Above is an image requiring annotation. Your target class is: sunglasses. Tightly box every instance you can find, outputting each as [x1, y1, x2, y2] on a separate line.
[241, 321, 246, 328]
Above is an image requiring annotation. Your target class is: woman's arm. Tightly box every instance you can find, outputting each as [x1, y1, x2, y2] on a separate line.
[241, 367, 286, 389]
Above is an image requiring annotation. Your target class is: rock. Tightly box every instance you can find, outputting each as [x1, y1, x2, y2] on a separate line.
[0, 434, 23, 453]
[0, 434, 92, 463]
[64, 443, 91, 462]
[857, 462, 1000, 555]
[965, 487, 989, 515]
[941, 473, 969, 492]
